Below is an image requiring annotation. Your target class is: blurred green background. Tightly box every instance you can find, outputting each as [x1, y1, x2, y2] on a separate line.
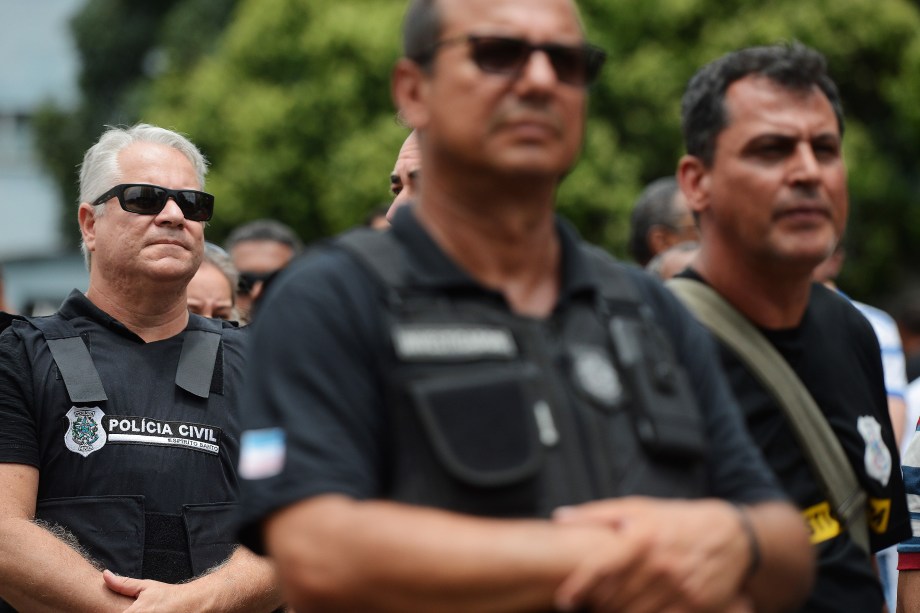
[33, 0, 920, 304]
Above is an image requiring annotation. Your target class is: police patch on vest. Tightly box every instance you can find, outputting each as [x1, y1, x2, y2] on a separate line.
[857, 415, 892, 487]
[571, 346, 623, 408]
[104, 416, 222, 455]
[64, 406, 108, 457]
[392, 324, 517, 361]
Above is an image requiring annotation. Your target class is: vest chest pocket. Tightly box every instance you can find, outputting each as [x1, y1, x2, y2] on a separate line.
[395, 362, 548, 516]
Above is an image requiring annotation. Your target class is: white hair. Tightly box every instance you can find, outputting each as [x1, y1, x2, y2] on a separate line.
[78, 123, 209, 268]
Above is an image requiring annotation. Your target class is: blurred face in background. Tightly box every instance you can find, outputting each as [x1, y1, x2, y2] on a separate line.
[387, 130, 422, 221]
[230, 239, 295, 317]
[187, 261, 235, 320]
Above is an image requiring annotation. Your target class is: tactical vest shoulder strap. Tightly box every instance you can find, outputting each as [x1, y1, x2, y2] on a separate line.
[177, 316, 224, 399]
[25, 312, 224, 403]
[578, 243, 644, 308]
[577, 244, 707, 460]
[336, 228, 409, 295]
[25, 314, 108, 403]
[0, 312, 25, 334]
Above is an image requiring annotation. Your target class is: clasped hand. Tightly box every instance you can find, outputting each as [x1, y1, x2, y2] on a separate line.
[553, 497, 754, 613]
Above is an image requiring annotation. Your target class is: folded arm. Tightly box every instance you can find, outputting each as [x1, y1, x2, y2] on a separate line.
[0, 463, 135, 612]
[553, 497, 814, 613]
[263, 494, 622, 613]
[103, 547, 282, 613]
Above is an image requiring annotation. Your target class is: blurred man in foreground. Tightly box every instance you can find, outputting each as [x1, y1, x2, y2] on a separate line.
[236, 2, 813, 612]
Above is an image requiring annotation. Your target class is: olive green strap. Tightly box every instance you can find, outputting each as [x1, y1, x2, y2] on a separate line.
[666, 278, 870, 554]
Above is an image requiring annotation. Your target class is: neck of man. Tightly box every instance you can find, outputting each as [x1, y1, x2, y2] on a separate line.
[85, 274, 191, 343]
[694, 240, 815, 330]
[415, 170, 561, 319]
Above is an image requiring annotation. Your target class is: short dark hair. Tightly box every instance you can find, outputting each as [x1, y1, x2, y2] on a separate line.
[681, 43, 844, 166]
[225, 219, 303, 254]
[403, 0, 443, 68]
[627, 177, 683, 266]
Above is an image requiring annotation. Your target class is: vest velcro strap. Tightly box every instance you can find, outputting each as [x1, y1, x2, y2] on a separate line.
[143, 512, 193, 583]
[46, 337, 108, 403]
[26, 314, 108, 403]
[176, 329, 221, 399]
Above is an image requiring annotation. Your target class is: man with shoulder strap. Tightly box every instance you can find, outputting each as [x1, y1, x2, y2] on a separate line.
[0, 124, 281, 611]
[673, 44, 910, 612]
[234, 1, 813, 611]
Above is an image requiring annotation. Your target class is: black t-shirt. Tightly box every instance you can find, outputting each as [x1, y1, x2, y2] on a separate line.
[236, 208, 787, 553]
[678, 269, 911, 613]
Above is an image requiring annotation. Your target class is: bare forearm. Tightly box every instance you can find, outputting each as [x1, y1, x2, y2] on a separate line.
[743, 501, 815, 612]
[265, 495, 614, 613]
[188, 547, 284, 613]
[0, 517, 133, 612]
[898, 569, 920, 613]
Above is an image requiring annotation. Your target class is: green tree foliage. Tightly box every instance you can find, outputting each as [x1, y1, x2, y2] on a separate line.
[39, 0, 920, 300]
[32, 0, 238, 248]
[145, 0, 408, 242]
[577, 0, 920, 299]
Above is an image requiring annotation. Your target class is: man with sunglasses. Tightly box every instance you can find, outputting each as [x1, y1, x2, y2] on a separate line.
[0, 124, 281, 611]
[236, 1, 812, 611]
[225, 219, 303, 324]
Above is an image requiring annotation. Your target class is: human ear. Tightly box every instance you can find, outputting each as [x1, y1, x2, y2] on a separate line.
[391, 58, 430, 131]
[677, 155, 710, 215]
[78, 203, 98, 254]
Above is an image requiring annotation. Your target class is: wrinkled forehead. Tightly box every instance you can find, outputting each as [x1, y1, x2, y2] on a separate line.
[437, 0, 585, 39]
[394, 133, 422, 170]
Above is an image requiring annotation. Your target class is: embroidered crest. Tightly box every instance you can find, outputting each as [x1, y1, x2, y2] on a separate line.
[857, 415, 892, 487]
[571, 346, 623, 408]
[64, 406, 107, 457]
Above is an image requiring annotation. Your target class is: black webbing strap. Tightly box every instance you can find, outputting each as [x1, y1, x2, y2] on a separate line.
[336, 228, 409, 294]
[582, 247, 707, 460]
[666, 277, 871, 554]
[26, 315, 108, 403]
[176, 317, 223, 399]
[578, 243, 645, 306]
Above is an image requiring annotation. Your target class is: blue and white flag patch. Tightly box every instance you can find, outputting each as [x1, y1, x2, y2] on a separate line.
[239, 427, 286, 480]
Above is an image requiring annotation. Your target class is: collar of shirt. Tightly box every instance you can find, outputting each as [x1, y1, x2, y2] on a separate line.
[57, 289, 228, 342]
[389, 205, 599, 314]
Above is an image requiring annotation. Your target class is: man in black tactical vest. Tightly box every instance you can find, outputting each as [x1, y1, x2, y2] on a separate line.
[0, 124, 281, 611]
[235, 1, 814, 611]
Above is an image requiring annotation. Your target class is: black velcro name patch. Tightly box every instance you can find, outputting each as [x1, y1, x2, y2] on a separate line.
[392, 324, 517, 362]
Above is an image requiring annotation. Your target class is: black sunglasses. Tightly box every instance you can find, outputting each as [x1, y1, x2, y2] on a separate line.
[238, 270, 275, 295]
[422, 35, 606, 87]
[92, 183, 214, 222]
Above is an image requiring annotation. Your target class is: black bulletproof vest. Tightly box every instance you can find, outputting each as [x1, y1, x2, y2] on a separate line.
[0, 312, 237, 612]
[337, 228, 708, 517]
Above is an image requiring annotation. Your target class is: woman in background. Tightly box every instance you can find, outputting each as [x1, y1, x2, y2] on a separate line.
[187, 242, 239, 321]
